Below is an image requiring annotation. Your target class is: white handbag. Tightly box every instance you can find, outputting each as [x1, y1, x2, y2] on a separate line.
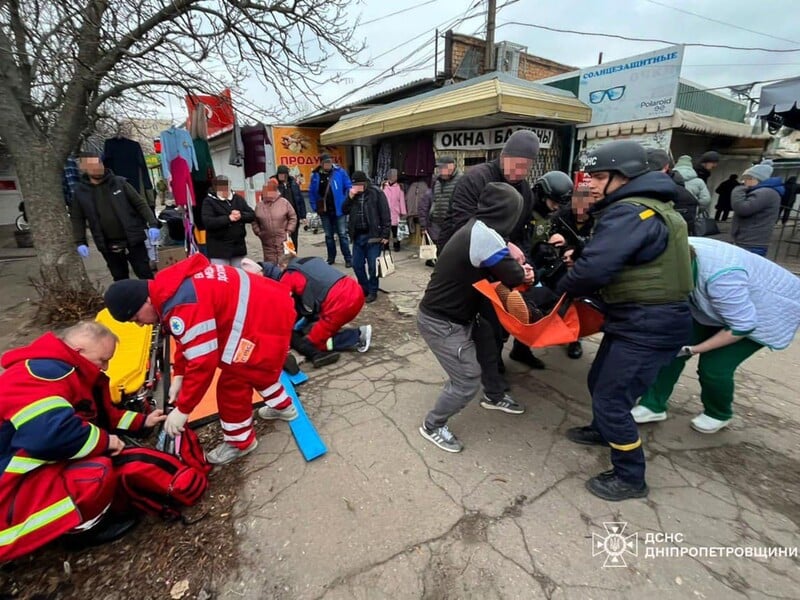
[419, 232, 437, 261]
[376, 249, 396, 277]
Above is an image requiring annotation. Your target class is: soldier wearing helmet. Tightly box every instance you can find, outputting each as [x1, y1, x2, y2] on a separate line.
[556, 140, 694, 501]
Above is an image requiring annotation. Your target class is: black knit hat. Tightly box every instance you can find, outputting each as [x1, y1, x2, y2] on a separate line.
[352, 171, 370, 184]
[104, 279, 150, 322]
[500, 130, 540, 160]
[276, 165, 290, 175]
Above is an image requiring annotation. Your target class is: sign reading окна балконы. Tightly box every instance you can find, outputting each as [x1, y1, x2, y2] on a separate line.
[434, 125, 554, 152]
[578, 45, 685, 127]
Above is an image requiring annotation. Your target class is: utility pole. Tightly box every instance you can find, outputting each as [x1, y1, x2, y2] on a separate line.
[485, 0, 497, 72]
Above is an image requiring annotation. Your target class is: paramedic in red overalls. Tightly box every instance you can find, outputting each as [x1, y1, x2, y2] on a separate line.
[104, 253, 296, 465]
[242, 256, 372, 364]
[0, 321, 165, 561]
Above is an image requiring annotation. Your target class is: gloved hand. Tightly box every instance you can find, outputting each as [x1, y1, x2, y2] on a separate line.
[168, 375, 184, 405]
[77, 245, 89, 258]
[164, 409, 189, 437]
[676, 345, 694, 358]
[147, 227, 161, 243]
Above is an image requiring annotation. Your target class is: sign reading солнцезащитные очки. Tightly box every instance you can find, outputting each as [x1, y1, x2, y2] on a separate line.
[579, 45, 685, 127]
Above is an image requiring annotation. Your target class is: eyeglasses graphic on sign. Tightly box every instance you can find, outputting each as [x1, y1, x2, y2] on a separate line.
[589, 86, 626, 104]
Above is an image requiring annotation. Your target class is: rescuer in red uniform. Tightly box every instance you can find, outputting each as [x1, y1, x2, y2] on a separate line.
[104, 254, 297, 465]
[0, 321, 166, 562]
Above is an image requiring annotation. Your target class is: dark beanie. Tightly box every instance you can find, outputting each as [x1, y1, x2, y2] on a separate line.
[352, 171, 369, 183]
[500, 130, 540, 160]
[646, 149, 670, 172]
[277, 165, 290, 175]
[104, 279, 150, 322]
[699, 151, 720, 163]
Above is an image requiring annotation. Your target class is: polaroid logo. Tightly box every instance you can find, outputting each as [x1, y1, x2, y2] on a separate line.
[640, 97, 673, 108]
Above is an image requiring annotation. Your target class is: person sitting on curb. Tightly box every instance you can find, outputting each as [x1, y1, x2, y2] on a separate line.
[633, 236, 800, 433]
[0, 321, 167, 561]
[241, 256, 372, 365]
[342, 171, 391, 304]
[103, 253, 297, 465]
[417, 182, 534, 454]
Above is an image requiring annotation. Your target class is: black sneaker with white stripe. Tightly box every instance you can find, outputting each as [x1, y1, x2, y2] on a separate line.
[419, 422, 463, 453]
[480, 393, 525, 415]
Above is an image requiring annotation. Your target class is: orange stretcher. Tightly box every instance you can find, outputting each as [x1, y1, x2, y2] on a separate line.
[473, 280, 604, 348]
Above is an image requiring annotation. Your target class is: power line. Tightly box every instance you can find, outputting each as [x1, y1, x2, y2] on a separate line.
[360, 0, 439, 26]
[642, 0, 800, 46]
[495, 21, 800, 52]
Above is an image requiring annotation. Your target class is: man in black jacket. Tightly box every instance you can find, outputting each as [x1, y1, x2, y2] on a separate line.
[438, 130, 546, 372]
[71, 152, 160, 281]
[647, 149, 698, 235]
[201, 175, 255, 267]
[275, 165, 307, 250]
[342, 171, 391, 303]
[417, 182, 534, 453]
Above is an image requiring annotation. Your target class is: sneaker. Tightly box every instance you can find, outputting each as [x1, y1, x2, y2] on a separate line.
[345, 261, 352, 268]
[311, 351, 341, 368]
[258, 403, 299, 421]
[425, 259, 436, 268]
[365, 293, 377, 304]
[506, 290, 531, 324]
[357, 325, 372, 353]
[631, 405, 667, 424]
[690, 413, 731, 434]
[585, 471, 649, 501]
[566, 425, 609, 447]
[327, 258, 335, 265]
[495, 283, 512, 305]
[418, 422, 463, 453]
[206, 439, 259, 465]
[480, 393, 525, 415]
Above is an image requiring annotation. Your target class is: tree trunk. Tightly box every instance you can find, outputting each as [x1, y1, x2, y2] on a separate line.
[15, 147, 95, 295]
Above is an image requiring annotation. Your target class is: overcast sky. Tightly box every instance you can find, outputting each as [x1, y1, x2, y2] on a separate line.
[166, 0, 800, 123]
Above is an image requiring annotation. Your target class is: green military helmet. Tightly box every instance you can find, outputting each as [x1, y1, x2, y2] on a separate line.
[534, 171, 574, 205]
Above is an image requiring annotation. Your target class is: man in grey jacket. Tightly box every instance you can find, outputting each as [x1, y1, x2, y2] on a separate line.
[731, 160, 783, 257]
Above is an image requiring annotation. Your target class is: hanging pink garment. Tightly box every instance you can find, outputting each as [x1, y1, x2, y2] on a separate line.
[170, 156, 196, 207]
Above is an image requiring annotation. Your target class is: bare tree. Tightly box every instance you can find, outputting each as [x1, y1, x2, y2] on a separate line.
[0, 0, 362, 305]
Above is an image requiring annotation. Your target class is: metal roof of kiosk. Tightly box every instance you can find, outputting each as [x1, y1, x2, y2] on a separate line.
[319, 72, 592, 146]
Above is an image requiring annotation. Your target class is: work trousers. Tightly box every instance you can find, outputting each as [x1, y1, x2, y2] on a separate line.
[588, 334, 680, 484]
[418, 310, 482, 429]
[306, 278, 366, 351]
[101, 242, 154, 281]
[639, 321, 764, 421]
[216, 368, 290, 449]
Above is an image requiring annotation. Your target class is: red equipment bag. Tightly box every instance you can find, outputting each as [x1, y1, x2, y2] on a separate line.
[113, 427, 211, 520]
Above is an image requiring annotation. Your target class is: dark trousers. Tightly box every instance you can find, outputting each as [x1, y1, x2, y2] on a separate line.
[290, 228, 299, 253]
[351, 233, 381, 295]
[714, 208, 730, 222]
[587, 334, 679, 484]
[475, 299, 509, 399]
[101, 242, 153, 281]
[320, 213, 352, 262]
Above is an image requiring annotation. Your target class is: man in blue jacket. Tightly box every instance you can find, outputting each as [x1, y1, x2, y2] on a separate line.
[557, 141, 693, 501]
[309, 154, 352, 267]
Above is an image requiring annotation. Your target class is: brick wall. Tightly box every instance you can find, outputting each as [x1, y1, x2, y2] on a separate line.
[445, 31, 573, 81]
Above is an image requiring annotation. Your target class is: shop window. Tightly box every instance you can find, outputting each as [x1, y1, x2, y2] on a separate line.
[463, 156, 487, 171]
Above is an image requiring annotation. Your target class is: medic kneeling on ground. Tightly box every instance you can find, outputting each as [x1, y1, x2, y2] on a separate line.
[0, 321, 166, 562]
[241, 255, 372, 365]
[104, 253, 297, 465]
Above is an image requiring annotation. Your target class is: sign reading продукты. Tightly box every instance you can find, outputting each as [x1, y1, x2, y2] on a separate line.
[579, 45, 685, 127]
[434, 125, 554, 151]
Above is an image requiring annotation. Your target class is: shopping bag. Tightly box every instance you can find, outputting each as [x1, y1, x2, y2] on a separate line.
[397, 220, 410, 241]
[473, 279, 604, 348]
[283, 233, 296, 255]
[376, 249, 396, 277]
[419, 232, 437, 261]
[695, 210, 719, 237]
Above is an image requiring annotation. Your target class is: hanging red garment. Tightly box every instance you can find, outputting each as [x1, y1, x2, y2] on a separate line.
[473, 280, 604, 348]
[170, 157, 195, 207]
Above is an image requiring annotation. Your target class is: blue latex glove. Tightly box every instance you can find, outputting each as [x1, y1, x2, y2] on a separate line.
[147, 227, 160, 243]
[77, 245, 89, 258]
